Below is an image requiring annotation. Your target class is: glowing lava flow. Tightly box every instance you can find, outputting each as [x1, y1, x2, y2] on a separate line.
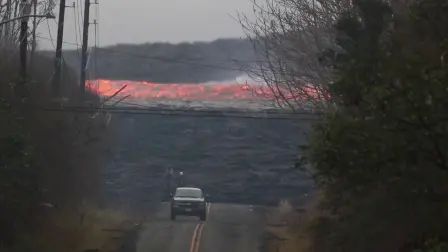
[86, 79, 273, 101]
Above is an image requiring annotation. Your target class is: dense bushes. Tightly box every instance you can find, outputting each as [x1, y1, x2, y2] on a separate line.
[0, 98, 39, 247]
[0, 47, 111, 249]
[305, 0, 448, 251]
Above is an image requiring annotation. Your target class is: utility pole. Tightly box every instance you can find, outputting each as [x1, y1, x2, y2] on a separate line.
[4, 0, 12, 42]
[30, 0, 37, 67]
[18, 0, 31, 97]
[80, 0, 90, 98]
[52, 0, 67, 97]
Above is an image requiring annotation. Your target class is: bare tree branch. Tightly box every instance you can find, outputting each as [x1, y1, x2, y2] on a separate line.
[239, 0, 351, 112]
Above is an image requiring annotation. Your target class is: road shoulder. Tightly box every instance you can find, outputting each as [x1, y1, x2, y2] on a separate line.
[262, 200, 314, 252]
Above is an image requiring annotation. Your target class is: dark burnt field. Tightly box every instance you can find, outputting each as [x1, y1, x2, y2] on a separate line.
[100, 112, 314, 211]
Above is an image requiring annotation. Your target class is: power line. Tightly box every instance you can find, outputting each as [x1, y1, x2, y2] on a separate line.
[113, 101, 320, 116]
[37, 103, 322, 116]
[36, 35, 78, 46]
[45, 19, 56, 49]
[38, 106, 322, 121]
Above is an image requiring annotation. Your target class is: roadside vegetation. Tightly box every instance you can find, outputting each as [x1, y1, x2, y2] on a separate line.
[0, 2, 133, 249]
[244, 0, 448, 251]
[0, 51, 133, 252]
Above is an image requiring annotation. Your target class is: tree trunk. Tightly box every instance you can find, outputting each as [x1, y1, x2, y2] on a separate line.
[12, 0, 19, 42]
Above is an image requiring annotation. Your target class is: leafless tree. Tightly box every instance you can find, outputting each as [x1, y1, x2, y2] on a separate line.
[0, 0, 55, 47]
[239, 0, 351, 111]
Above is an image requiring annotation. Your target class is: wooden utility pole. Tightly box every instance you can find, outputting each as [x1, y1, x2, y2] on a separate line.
[80, 0, 90, 97]
[30, 0, 37, 67]
[18, 0, 31, 96]
[52, 0, 67, 97]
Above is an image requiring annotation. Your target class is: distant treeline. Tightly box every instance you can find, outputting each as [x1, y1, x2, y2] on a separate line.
[58, 38, 256, 83]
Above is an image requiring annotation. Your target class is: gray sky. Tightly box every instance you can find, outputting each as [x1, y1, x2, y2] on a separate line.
[37, 0, 254, 50]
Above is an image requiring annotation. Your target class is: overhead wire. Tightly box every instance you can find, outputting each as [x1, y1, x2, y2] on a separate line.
[36, 34, 79, 46]
[36, 97, 322, 116]
[38, 105, 322, 121]
[117, 101, 322, 117]
[45, 19, 56, 49]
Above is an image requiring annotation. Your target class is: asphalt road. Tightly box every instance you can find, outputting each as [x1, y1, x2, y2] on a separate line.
[137, 203, 267, 252]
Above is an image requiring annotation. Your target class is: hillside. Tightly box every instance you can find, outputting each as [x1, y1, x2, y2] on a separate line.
[61, 38, 256, 83]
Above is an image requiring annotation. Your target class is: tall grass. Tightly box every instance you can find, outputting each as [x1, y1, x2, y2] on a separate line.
[0, 46, 131, 251]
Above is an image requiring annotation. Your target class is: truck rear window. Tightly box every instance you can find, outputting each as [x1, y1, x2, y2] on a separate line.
[175, 189, 203, 198]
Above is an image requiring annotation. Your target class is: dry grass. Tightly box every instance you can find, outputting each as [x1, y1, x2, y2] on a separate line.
[0, 49, 122, 252]
[14, 208, 137, 252]
[264, 198, 320, 252]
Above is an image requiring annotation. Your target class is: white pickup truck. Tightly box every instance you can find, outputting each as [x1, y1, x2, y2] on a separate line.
[170, 187, 207, 221]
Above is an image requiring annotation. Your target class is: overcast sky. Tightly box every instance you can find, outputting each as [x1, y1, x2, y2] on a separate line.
[37, 0, 254, 50]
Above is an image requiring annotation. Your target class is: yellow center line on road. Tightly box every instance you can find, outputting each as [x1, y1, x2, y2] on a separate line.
[189, 223, 201, 252]
[189, 223, 204, 252]
[194, 223, 205, 252]
[189, 203, 211, 252]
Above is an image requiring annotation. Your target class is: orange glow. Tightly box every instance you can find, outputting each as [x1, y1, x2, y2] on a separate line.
[86, 79, 324, 105]
[87, 79, 273, 101]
